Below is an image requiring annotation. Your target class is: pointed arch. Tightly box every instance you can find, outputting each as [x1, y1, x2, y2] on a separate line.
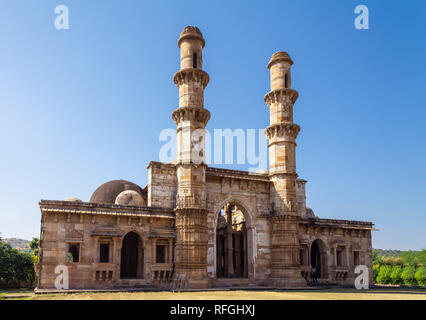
[120, 231, 144, 279]
[212, 198, 255, 279]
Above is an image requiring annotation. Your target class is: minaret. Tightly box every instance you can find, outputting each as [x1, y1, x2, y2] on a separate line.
[171, 26, 210, 289]
[264, 52, 305, 287]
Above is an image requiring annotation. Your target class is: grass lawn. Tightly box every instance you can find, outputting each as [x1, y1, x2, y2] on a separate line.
[1, 287, 426, 300]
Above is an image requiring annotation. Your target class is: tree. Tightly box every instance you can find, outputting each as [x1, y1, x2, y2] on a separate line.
[414, 267, 425, 286]
[29, 238, 39, 256]
[401, 266, 416, 285]
[0, 239, 36, 288]
[390, 265, 403, 284]
[29, 237, 39, 263]
[400, 251, 417, 267]
[376, 265, 392, 284]
[373, 264, 380, 281]
[372, 250, 381, 265]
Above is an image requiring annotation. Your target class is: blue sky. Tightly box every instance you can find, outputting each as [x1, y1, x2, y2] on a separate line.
[0, 0, 424, 250]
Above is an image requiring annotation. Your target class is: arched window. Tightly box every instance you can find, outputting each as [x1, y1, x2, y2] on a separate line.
[193, 53, 197, 68]
[285, 73, 289, 88]
[68, 244, 79, 262]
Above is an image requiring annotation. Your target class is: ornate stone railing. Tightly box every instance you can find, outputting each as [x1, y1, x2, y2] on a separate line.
[330, 265, 349, 281]
[152, 263, 174, 283]
[92, 263, 117, 283]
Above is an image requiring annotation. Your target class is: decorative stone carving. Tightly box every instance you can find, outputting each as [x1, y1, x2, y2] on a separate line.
[173, 68, 210, 89]
[171, 106, 210, 127]
[265, 122, 300, 140]
[264, 88, 298, 106]
[176, 191, 203, 208]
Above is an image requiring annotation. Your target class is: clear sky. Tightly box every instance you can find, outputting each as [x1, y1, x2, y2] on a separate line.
[0, 0, 424, 250]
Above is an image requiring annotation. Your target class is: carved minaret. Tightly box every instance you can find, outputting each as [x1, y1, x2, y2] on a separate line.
[171, 26, 210, 289]
[264, 52, 305, 287]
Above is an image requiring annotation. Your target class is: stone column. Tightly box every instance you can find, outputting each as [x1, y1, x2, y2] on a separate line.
[113, 237, 123, 281]
[226, 204, 235, 277]
[243, 223, 248, 278]
[172, 26, 210, 289]
[94, 238, 99, 263]
[265, 52, 305, 287]
[217, 235, 223, 277]
[224, 233, 228, 276]
[153, 239, 157, 263]
[345, 246, 350, 266]
[168, 239, 173, 264]
[235, 232, 242, 276]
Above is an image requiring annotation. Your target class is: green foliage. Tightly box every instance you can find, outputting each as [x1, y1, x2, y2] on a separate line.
[0, 238, 36, 289]
[414, 267, 426, 286]
[390, 265, 403, 284]
[29, 238, 39, 257]
[376, 265, 392, 284]
[401, 266, 416, 285]
[372, 250, 382, 265]
[400, 251, 417, 267]
[373, 248, 425, 286]
[373, 264, 380, 280]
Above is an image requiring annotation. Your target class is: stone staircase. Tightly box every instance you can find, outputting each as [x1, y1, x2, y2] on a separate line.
[115, 279, 154, 289]
[213, 278, 257, 288]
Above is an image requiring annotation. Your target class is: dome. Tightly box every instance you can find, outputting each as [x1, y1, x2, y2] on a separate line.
[64, 197, 82, 202]
[115, 190, 145, 207]
[178, 26, 205, 48]
[90, 180, 146, 205]
[305, 207, 317, 218]
[267, 51, 293, 69]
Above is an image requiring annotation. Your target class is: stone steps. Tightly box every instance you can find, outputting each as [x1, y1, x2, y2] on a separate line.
[213, 278, 255, 287]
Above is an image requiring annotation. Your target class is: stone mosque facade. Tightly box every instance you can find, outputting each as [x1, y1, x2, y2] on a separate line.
[37, 26, 374, 290]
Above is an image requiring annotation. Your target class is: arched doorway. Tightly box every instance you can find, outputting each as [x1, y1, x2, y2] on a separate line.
[216, 202, 249, 278]
[120, 232, 143, 279]
[311, 240, 321, 278]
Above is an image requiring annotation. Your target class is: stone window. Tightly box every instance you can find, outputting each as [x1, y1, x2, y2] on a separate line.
[285, 73, 289, 88]
[353, 251, 360, 266]
[68, 243, 80, 262]
[336, 249, 343, 266]
[156, 245, 166, 263]
[99, 243, 110, 263]
[193, 53, 197, 68]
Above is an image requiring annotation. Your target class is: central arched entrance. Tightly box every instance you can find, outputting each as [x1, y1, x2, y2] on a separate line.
[120, 232, 143, 279]
[216, 202, 249, 278]
[311, 240, 321, 278]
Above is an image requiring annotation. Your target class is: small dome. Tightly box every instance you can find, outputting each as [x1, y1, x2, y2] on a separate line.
[267, 51, 293, 68]
[115, 190, 145, 207]
[90, 180, 146, 205]
[306, 207, 317, 218]
[178, 26, 205, 48]
[65, 197, 82, 202]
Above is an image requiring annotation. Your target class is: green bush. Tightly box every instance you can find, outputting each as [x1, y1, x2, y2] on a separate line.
[401, 266, 416, 285]
[390, 266, 403, 284]
[373, 264, 380, 281]
[376, 265, 392, 284]
[0, 240, 36, 289]
[414, 267, 425, 286]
